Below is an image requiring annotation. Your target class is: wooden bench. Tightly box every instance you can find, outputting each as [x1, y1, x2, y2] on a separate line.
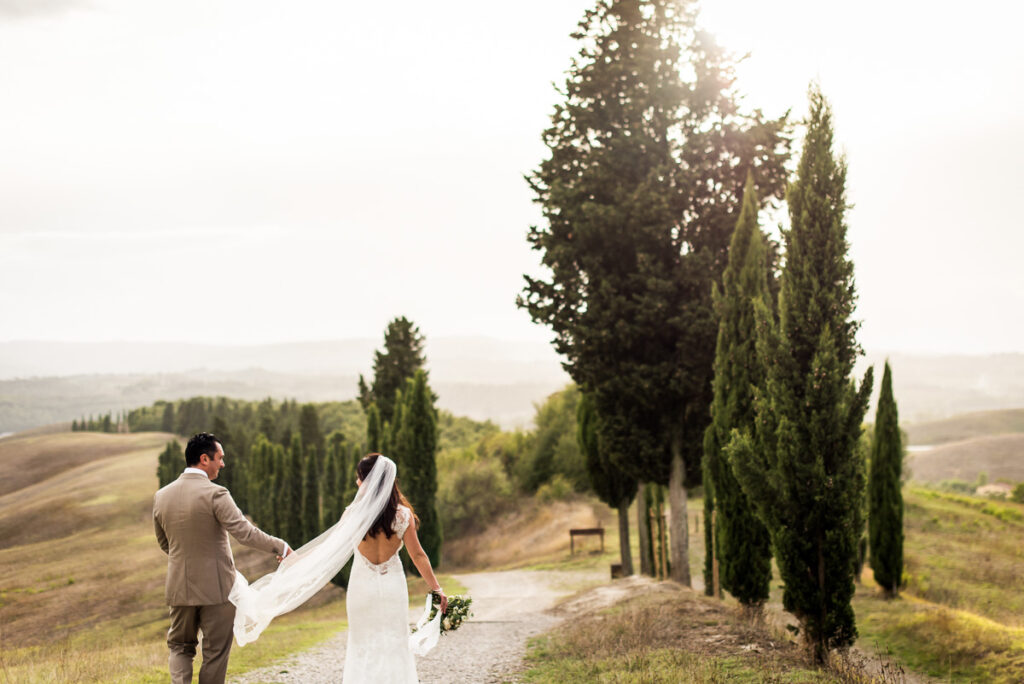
[569, 527, 604, 555]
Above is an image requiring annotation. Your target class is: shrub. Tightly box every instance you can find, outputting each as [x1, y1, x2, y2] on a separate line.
[536, 474, 573, 503]
[437, 449, 514, 537]
[1012, 483, 1024, 504]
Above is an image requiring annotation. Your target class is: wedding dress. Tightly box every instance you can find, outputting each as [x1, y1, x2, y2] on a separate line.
[342, 505, 418, 683]
[230, 455, 441, 670]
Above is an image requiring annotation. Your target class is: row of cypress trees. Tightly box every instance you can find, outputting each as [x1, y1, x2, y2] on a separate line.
[703, 91, 905, 659]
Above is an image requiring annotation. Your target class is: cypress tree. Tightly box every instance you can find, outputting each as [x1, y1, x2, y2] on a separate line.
[161, 402, 175, 433]
[301, 446, 321, 545]
[299, 404, 324, 471]
[869, 361, 904, 597]
[703, 174, 773, 607]
[386, 391, 404, 464]
[578, 392, 636, 575]
[275, 435, 304, 545]
[366, 317, 427, 422]
[730, 86, 873, 662]
[395, 370, 441, 567]
[157, 441, 184, 487]
[366, 404, 382, 453]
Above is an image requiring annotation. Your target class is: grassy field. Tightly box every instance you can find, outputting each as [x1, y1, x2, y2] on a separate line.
[847, 487, 1024, 683]
[522, 582, 873, 683]
[0, 430, 466, 683]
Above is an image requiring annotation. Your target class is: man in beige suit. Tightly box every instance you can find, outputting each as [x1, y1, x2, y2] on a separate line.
[154, 432, 291, 684]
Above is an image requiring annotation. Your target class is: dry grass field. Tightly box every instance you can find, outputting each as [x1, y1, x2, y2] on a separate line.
[907, 434, 1024, 484]
[905, 409, 1024, 446]
[0, 430, 352, 683]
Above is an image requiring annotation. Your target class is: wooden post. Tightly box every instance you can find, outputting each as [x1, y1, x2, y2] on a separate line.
[711, 509, 721, 599]
[648, 507, 660, 579]
[659, 512, 668, 580]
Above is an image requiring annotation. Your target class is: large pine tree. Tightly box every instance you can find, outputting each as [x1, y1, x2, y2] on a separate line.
[869, 361, 904, 597]
[730, 86, 873, 662]
[578, 392, 636, 575]
[394, 370, 441, 567]
[518, 0, 789, 583]
[703, 174, 773, 607]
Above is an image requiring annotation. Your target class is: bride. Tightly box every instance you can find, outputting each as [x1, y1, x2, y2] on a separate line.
[229, 453, 448, 683]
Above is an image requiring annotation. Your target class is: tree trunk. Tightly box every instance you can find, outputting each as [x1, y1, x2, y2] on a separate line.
[617, 496, 634, 576]
[637, 482, 653, 576]
[669, 436, 691, 586]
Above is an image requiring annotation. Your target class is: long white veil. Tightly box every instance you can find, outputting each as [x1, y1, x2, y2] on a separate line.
[230, 455, 397, 646]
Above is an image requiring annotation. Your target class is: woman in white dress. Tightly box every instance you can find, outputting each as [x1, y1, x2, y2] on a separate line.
[229, 453, 448, 681]
[343, 453, 448, 683]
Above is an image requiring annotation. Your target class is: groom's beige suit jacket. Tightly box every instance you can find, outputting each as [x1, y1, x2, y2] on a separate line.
[153, 472, 286, 606]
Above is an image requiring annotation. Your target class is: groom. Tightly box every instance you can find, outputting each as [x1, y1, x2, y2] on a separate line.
[153, 432, 292, 684]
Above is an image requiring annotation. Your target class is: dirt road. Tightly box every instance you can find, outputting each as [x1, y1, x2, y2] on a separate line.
[230, 567, 606, 684]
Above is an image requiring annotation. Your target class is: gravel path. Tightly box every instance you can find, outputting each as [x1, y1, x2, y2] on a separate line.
[230, 568, 605, 684]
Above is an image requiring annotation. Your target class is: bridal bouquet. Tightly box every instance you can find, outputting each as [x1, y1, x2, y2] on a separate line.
[408, 592, 472, 655]
[435, 593, 472, 634]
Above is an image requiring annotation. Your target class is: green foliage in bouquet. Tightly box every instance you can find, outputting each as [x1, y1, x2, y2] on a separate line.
[436, 593, 475, 638]
[424, 594, 473, 635]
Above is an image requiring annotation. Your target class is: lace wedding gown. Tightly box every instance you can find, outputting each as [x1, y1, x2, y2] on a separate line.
[343, 505, 418, 683]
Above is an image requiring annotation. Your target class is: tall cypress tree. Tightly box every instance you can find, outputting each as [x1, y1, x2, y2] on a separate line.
[157, 441, 183, 487]
[730, 86, 873, 662]
[299, 403, 324, 472]
[161, 402, 175, 433]
[275, 434, 304, 545]
[301, 446, 321, 545]
[395, 370, 441, 567]
[366, 404, 382, 453]
[578, 392, 636, 575]
[703, 174, 773, 607]
[869, 361, 904, 597]
[366, 317, 427, 422]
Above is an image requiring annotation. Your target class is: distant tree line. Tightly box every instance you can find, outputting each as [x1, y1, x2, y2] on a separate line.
[72, 411, 126, 433]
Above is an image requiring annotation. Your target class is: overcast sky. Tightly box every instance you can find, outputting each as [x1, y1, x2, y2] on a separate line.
[1, 0, 1021, 354]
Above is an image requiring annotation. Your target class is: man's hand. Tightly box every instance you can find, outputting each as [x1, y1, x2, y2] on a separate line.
[276, 544, 293, 563]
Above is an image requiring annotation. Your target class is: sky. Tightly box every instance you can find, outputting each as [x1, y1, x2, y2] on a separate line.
[1, 0, 1021, 354]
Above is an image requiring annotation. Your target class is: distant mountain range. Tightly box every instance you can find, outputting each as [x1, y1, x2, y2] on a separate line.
[0, 339, 1021, 434]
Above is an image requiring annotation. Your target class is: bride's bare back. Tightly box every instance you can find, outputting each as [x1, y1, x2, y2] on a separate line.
[357, 531, 404, 564]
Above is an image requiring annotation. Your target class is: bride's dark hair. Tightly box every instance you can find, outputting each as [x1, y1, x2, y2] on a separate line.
[358, 453, 418, 539]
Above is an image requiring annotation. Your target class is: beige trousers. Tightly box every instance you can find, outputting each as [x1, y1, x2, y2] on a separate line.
[167, 602, 236, 684]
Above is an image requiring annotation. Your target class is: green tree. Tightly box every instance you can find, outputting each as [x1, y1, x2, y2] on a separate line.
[276, 434, 304, 545]
[578, 392, 636, 575]
[301, 445, 321, 545]
[730, 86, 874, 662]
[702, 174, 773, 607]
[157, 441, 184, 487]
[869, 361, 904, 597]
[161, 402, 176, 433]
[322, 431, 345, 525]
[299, 403, 324, 472]
[367, 317, 427, 422]
[517, 0, 789, 583]
[366, 403, 382, 453]
[394, 370, 441, 567]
